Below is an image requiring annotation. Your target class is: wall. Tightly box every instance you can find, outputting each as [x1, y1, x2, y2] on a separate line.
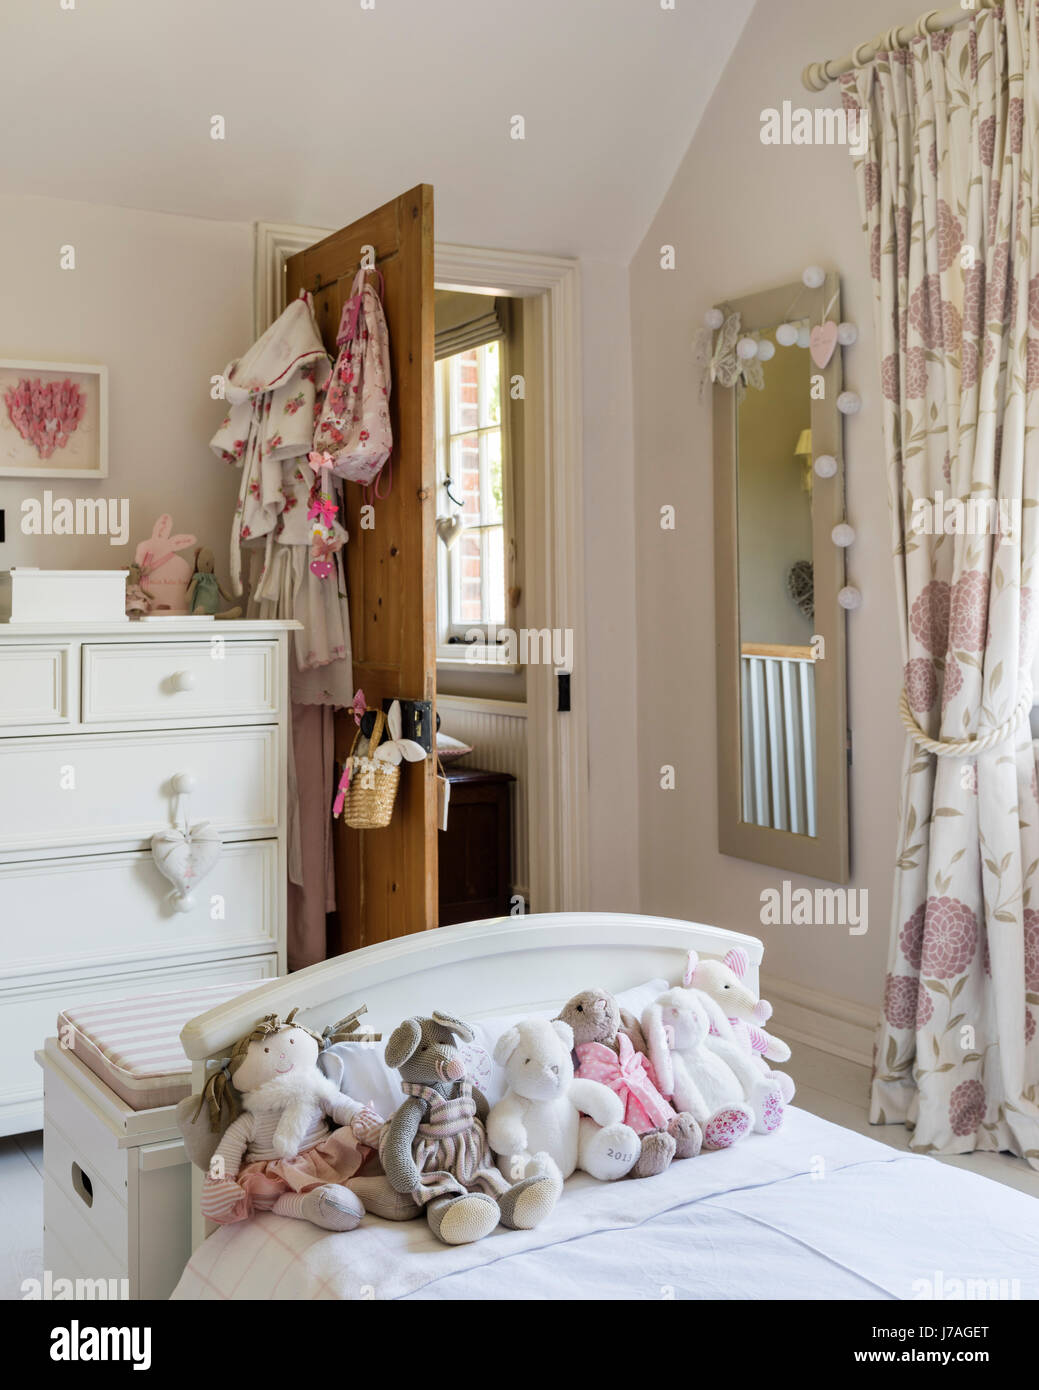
[0, 195, 252, 590]
[581, 258, 640, 913]
[630, 0, 916, 1008]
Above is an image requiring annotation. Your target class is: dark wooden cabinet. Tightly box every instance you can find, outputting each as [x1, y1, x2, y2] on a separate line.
[437, 766, 515, 925]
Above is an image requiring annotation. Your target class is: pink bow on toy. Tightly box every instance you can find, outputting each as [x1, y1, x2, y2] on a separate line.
[350, 689, 367, 726]
[308, 450, 336, 476]
[307, 495, 338, 529]
[575, 1034, 675, 1136]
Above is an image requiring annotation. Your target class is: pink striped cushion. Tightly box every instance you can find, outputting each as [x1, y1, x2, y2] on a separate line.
[58, 978, 271, 1111]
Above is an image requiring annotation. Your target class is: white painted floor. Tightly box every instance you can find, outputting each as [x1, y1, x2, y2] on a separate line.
[2, 1044, 1036, 1300]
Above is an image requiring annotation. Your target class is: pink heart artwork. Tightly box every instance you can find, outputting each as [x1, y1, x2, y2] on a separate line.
[4, 377, 87, 459]
[310, 558, 335, 579]
[809, 322, 839, 369]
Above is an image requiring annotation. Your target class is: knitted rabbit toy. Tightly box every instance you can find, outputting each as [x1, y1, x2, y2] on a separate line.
[683, 949, 795, 1108]
[487, 1016, 642, 1184]
[380, 1010, 560, 1245]
[556, 989, 702, 1176]
[194, 1008, 385, 1231]
[642, 988, 755, 1150]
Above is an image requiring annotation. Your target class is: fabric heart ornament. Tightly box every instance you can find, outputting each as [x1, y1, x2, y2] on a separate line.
[435, 514, 464, 549]
[150, 821, 222, 912]
[809, 321, 838, 369]
[4, 377, 86, 459]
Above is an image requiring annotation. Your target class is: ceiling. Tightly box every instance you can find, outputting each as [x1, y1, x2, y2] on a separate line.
[0, 0, 752, 262]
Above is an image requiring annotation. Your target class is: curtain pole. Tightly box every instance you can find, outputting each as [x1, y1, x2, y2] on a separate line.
[802, 1, 1002, 91]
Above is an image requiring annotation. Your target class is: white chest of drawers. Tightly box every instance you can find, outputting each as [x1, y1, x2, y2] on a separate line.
[0, 619, 296, 1136]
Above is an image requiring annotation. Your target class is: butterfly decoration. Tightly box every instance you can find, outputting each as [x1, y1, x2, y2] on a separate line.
[693, 308, 764, 401]
[309, 530, 343, 580]
[373, 699, 428, 766]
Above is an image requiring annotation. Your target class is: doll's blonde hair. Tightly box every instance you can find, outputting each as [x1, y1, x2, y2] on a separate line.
[193, 1008, 322, 1131]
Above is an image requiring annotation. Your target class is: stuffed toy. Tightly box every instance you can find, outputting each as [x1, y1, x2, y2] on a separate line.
[683, 949, 795, 1107]
[380, 1010, 560, 1245]
[186, 546, 242, 619]
[185, 1007, 388, 1231]
[488, 1017, 643, 1184]
[642, 988, 756, 1150]
[556, 989, 701, 1176]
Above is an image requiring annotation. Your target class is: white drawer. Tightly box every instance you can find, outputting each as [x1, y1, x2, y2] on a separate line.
[0, 841, 279, 980]
[81, 640, 277, 724]
[0, 643, 69, 726]
[2, 951, 278, 1136]
[0, 726, 277, 854]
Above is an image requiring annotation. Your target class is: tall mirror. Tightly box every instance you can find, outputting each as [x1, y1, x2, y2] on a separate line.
[713, 274, 850, 882]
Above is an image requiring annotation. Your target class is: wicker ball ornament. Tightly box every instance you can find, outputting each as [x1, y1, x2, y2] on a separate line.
[787, 559, 814, 621]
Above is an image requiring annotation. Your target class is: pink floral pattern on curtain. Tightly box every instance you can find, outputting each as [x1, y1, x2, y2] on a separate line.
[844, 1, 1039, 1165]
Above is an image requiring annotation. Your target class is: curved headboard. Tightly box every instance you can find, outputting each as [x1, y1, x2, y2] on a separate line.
[181, 911, 763, 1061]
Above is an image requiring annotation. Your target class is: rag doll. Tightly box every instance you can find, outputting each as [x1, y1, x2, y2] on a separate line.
[380, 1010, 560, 1245]
[488, 1016, 642, 1184]
[186, 546, 242, 619]
[192, 1008, 385, 1231]
[683, 948, 795, 1107]
[125, 562, 154, 616]
[642, 987, 756, 1150]
[556, 989, 701, 1176]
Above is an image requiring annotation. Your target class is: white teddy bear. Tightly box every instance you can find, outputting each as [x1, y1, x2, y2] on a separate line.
[487, 1017, 642, 1184]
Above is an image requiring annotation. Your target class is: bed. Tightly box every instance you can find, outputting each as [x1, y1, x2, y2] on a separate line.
[171, 912, 1039, 1301]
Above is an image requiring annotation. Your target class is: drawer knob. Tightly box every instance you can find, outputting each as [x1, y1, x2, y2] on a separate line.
[171, 670, 196, 692]
[171, 772, 196, 795]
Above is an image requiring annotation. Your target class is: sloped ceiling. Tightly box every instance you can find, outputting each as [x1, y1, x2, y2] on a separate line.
[0, 0, 752, 261]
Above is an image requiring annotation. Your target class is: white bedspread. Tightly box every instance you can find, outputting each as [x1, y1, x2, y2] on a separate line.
[171, 1108, 1039, 1300]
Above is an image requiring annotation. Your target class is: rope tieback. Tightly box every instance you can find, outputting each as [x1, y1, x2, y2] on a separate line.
[899, 678, 1034, 758]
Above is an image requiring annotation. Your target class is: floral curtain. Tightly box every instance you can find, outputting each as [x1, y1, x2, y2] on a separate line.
[844, 1, 1039, 1165]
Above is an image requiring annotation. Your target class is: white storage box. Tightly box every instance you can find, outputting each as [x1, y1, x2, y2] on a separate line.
[1, 568, 129, 623]
[36, 971, 276, 1299]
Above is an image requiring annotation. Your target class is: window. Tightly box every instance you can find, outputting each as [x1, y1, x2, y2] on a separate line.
[435, 340, 508, 648]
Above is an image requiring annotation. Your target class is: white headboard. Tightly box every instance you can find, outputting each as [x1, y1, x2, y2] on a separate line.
[181, 912, 763, 1062]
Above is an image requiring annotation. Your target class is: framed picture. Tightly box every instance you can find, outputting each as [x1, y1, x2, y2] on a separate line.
[0, 359, 108, 479]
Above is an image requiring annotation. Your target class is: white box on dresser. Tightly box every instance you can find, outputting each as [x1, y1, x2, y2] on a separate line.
[0, 618, 296, 1137]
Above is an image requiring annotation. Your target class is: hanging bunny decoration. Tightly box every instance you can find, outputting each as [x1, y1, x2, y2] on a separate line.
[373, 700, 428, 767]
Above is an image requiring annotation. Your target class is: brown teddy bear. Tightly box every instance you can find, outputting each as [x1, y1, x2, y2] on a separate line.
[556, 989, 702, 1177]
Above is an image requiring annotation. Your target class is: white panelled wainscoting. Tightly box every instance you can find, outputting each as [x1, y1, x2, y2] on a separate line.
[437, 695, 529, 904]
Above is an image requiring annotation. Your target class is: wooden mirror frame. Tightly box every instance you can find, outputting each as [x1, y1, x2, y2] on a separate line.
[713, 273, 850, 883]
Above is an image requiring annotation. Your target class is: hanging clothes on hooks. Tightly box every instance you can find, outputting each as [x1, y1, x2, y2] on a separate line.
[313, 266, 393, 491]
[210, 292, 354, 970]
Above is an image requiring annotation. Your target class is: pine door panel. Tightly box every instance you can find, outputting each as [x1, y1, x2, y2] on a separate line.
[286, 185, 437, 952]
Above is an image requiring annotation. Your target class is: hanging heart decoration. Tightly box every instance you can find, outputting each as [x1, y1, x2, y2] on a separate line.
[150, 821, 222, 912]
[809, 321, 839, 369]
[4, 377, 87, 459]
[435, 514, 464, 549]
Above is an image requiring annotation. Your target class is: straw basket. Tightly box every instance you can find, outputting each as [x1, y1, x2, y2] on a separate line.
[340, 707, 400, 830]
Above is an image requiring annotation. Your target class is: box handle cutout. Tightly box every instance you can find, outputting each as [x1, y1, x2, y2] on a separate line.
[71, 1162, 93, 1208]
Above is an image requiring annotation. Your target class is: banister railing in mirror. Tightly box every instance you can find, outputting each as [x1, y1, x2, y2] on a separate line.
[712, 271, 851, 882]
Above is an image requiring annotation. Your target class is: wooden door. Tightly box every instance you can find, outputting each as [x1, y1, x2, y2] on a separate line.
[285, 185, 437, 953]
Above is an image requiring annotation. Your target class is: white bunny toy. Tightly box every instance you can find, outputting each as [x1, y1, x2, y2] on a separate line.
[487, 1017, 642, 1184]
[642, 989, 755, 1150]
[684, 949, 795, 1108]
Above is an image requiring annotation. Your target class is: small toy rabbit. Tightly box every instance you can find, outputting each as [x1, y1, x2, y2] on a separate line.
[195, 1009, 385, 1231]
[643, 988, 756, 1150]
[187, 547, 242, 619]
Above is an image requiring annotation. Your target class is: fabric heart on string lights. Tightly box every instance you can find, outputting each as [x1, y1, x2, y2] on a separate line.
[809, 321, 839, 369]
[150, 821, 222, 913]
